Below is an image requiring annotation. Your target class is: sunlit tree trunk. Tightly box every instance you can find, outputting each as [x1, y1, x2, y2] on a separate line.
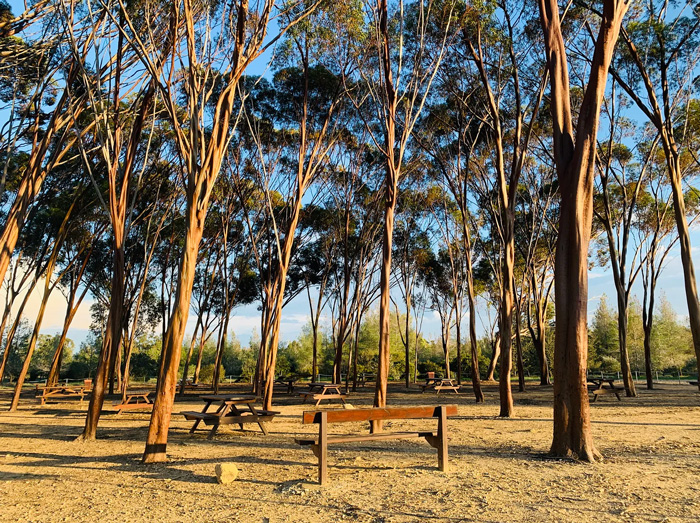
[538, 0, 628, 460]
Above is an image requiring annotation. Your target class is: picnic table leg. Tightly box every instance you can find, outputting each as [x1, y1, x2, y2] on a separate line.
[228, 404, 245, 431]
[248, 404, 269, 435]
[318, 411, 328, 485]
[190, 400, 214, 434]
[437, 406, 448, 472]
[315, 395, 323, 408]
[207, 404, 231, 440]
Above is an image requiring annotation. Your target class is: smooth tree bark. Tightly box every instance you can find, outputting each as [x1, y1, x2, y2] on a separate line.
[370, 0, 453, 421]
[141, 0, 322, 461]
[465, 13, 547, 415]
[486, 331, 500, 382]
[9, 200, 77, 411]
[593, 101, 659, 397]
[538, 0, 629, 460]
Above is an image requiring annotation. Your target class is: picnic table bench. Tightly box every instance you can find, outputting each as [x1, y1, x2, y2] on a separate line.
[181, 395, 279, 439]
[295, 404, 457, 485]
[299, 383, 347, 407]
[35, 383, 90, 405]
[587, 377, 624, 401]
[689, 380, 699, 386]
[113, 391, 154, 414]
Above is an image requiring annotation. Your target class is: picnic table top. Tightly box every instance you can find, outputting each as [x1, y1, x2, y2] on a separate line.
[587, 377, 619, 385]
[38, 385, 86, 392]
[199, 394, 259, 403]
[124, 391, 152, 398]
[307, 382, 342, 388]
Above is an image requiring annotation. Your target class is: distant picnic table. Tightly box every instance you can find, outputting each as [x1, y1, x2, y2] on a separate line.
[35, 381, 92, 405]
[274, 376, 297, 394]
[421, 376, 460, 394]
[587, 377, 624, 401]
[181, 395, 279, 439]
[299, 383, 347, 407]
[113, 391, 154, 414]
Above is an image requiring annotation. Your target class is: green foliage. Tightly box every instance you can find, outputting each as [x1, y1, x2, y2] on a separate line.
[30, 334, 73, 377]
[589, 295, 620, 372]
[199, 364, 225, 385]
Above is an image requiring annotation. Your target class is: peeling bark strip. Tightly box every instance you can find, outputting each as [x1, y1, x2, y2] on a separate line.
[538, 0, 629, 460]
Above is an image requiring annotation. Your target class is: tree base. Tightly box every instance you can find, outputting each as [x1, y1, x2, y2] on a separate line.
[549, 444, 602, 463]
[143, 444, 168, 463]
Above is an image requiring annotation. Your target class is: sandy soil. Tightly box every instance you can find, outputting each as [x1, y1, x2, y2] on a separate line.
[0, 381, 698, 523]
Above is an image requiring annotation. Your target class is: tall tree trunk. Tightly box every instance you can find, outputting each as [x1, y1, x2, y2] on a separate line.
[498, 218, 515, 416]
[514, 295, 525, 393]
[77, 242, 125, 441]
[615, 295, 636, 396]
[466, 243, 484, 401]
[538, 0, 628, 461]
[193, 328, 207, 384]
[179, 317, 201, 396]
[528, 275, 551, 385]
[213, 312, 230, 394]
[374, 173, 398, 419]
[0, 275, 38, 383]
[455, 307, 462, 386]
[47, 314, 72, 387]
[404, 292, 411, 388]
[372, 0, 399, 431]
[486, 332, 500, 382]
[9, 275, 55, 411]
[666, 153, 700, 391]
[144, 204, 206, 462]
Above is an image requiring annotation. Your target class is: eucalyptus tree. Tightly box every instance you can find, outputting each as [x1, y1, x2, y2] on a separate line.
[296, 205, 340, 382]
[355, 0, 456, 418]
[515, 161, 557, 386]
[0, 3, 89, 296]
[610, 1, 700, 387]
[46, 201, 107, 387]
[638, 155, 687, 389]
[392, 187, 433, 387]
[422, 248, 456, 378]
[0, 226, 48, 382]
[419, 81, 487, 401]
[181, 232, 223, 391]
[243, 10, 354, 410]
[537, 0, 629, 460]
[9, 183, 91, 411]
[204, 172, 257, 393]
[592, 98, 661, 397]
[116, 0, 324, 462]
[324, 145, 384, 390]
[456, 0, 548, 415]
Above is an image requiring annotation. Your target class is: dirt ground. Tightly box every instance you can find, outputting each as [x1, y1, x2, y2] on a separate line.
[0, 381, 698, 523]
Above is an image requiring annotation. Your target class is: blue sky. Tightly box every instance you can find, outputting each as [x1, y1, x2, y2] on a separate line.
[5, 0, 700, 352]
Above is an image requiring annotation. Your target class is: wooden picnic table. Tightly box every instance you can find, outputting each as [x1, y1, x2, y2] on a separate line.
[299, 383, 347, 407]
[35, 385, 88, 405]
[113, 391, 154, 414]
[587, 377, 624, 401]
[421, 377, 460, 394]
[181, 395, 279, 439]
[274, 376, 297, 394]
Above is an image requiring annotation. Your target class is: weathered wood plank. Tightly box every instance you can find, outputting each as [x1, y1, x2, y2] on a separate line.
[302, 405, 457, 424]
